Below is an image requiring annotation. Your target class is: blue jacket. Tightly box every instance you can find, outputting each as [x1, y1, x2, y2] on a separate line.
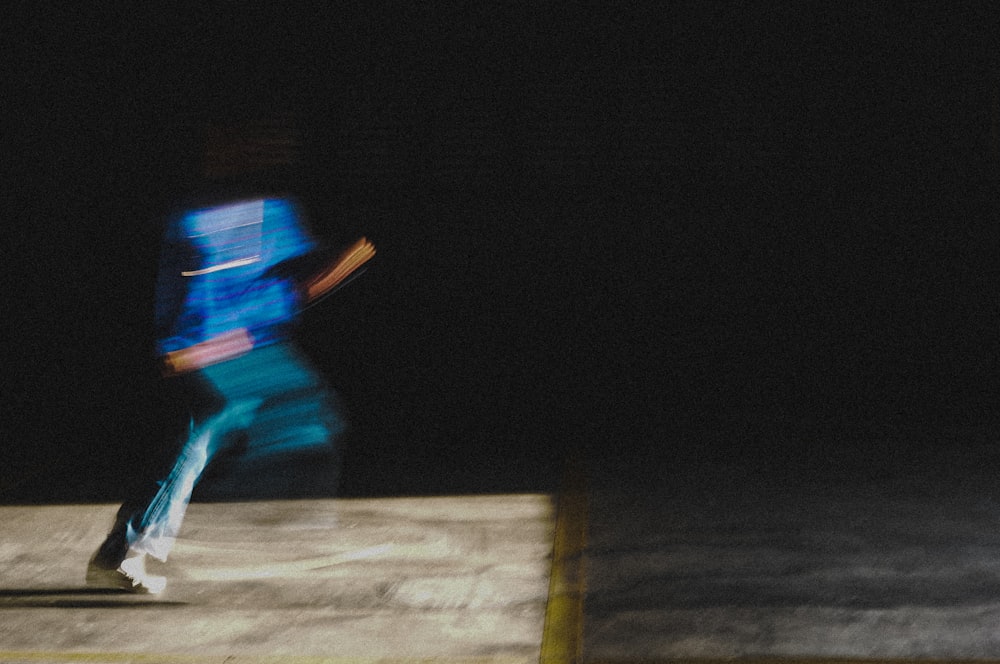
[154, 198, 315, 356]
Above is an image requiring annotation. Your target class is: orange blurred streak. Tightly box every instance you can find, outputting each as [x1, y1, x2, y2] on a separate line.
[304, 237, 376, 302]
[162, 328, 255, 376]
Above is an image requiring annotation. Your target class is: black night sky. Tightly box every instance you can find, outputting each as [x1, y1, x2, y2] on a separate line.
[6, 5, 999, 502]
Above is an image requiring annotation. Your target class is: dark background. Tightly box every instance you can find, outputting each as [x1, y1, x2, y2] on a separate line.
[6, 5, 999, 502]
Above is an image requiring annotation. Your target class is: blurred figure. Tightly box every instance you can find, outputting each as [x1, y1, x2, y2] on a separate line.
[86, 116, 374, 593]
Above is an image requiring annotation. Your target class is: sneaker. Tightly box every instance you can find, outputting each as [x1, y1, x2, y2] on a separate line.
[86, 549, 167, 595]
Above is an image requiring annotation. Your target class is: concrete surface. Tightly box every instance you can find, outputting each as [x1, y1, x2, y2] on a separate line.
[584, 426, 1000, 660]
[0, 495, 554, 663]
[7, 428, 1000, 662]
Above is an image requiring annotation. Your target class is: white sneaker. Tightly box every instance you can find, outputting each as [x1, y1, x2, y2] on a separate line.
[86, 549, 166, 595]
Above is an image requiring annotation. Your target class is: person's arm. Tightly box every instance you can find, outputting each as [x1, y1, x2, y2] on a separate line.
[302, 237, 376, 303]
[161, 328, 254, 376]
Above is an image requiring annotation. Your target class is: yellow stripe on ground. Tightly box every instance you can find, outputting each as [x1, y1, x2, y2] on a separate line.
[540, 454, 589, 664]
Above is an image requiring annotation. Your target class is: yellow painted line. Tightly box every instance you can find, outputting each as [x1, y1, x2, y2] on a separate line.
[539, 454, 588, 664]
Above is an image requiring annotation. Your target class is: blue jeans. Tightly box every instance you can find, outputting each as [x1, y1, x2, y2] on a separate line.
[123, 342, 344, 561]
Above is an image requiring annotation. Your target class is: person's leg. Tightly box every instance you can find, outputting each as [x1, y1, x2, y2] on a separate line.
[238, 343, 345, 459]
[87, 368, 257, 592]
[239, 343, 345, 498]
[87, 343, 343, 591]
[126, 398, 260, 560]
[121, 343, 342, 553]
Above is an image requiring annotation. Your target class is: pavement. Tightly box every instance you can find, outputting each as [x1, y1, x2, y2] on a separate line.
[584, 432, 1000, 660]
[5, 426, 1000, 662]
[0, 495, 554, 663]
